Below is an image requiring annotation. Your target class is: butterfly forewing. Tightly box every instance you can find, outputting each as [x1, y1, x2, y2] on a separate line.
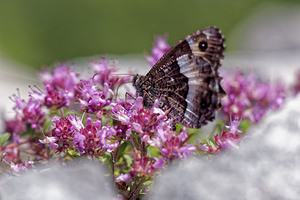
[133, 26, 225, 128]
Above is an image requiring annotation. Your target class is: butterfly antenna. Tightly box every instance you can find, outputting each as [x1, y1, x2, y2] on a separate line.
[91, 72, 135, 100]
[113, 77, 135, 102]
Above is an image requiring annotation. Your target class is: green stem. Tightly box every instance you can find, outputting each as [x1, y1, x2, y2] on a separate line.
[128, 177, 144, 200]
[111, 145, 120, 181]
[0, 139, 30, 151]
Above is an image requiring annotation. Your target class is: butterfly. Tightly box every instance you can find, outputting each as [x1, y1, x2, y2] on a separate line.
[133, 26, 226, 129]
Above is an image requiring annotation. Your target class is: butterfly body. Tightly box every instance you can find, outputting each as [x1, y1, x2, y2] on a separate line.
[133, 26, 225, 128]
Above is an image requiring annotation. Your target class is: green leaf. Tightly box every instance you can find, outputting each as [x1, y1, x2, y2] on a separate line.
[215, 120, 226, 133]
[143, 180, 153, 187]
[147, 146, 160, 158]
[123, 154, 132, 166]
[105, 152, 112, 162]
[175, 124, 184, 132]
[67, 149, 81, 157]
[186, 128, 203, 143]
[118, 141, 129, 156]
[0, 132, 10, 146]
[207, 138, 216, 149]
[20, 125, 39, 138]
[239, 119, 251, 133]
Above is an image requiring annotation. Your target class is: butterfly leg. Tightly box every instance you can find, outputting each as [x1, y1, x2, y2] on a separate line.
[125, 92, 136, 108]
[140, 90, 156, 109]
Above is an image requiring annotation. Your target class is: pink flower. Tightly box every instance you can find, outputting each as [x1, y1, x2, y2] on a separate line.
[67, 113, 85, 131]
[221, 70, 286, 123]
[209, 131, 241, 153]
[97, 125, 119, 153]
[158, 127, 196, 159]
[76, 79, 113, 113]
[10, 92, 45, 130]
[225, 118, 242, 135]
[39, 136, 58, 149]
[10, 161, 34, 174]
[116, 173, 132, 182]
[51, 116, 74, 152]
[39, 65, 79, 108]
[152, 157, 165, 169]
[90, 57, 130, 91]
[111, 97, 169, 136]
[73, 131, 86, 153]
[146, 36, 170, 66]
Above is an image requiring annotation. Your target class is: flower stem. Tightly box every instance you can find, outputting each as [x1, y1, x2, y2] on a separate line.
[0, 139, 30, 151]
[111, 145, 120, 181]
[128, 177, 144, 200]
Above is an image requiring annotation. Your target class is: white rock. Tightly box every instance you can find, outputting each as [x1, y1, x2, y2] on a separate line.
[149, 95, 300, 200]
[0, 160, 115, 200]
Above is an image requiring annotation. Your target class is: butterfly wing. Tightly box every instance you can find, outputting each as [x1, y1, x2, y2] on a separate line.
[133, 26, 225, 128]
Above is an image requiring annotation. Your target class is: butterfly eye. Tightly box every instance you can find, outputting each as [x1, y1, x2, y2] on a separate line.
[200, 102, 207, 109]
[198, 41, 208, 52]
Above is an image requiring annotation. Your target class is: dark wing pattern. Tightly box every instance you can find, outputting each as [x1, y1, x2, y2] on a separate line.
[133, 26, 225, 128]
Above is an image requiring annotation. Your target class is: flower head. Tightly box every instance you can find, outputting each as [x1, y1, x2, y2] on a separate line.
[208, 119, 242, 152]
[111, 97, 169, 135]
[39, 65, 79, 108]
[39, 136, 58, 149]
[10, 92, 45, 131]
[158, 126, 196, 159]
[116, 173, 132, 182]
[90, 57, 130, 91]
[10, 161, 34, 174]
[225, 117, 242, 135]
[76, 79, 113, 113]
[145, 36, 170, 66]
[221, 70, 286, 123]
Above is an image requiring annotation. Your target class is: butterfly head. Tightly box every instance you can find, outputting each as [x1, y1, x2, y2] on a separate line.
[132, 74, 141, 87]
[132, 74, 145, 95]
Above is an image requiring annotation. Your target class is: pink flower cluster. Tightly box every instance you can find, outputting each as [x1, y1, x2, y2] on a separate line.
[208, 118, 242, 152]
[2, 58, 129, 168]
[221, 71, 286, 123]
[111, 96, 198, 184]
[50, 114, 119, 154]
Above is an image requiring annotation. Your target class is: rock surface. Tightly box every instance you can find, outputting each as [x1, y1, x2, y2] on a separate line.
[0, 160, 115, 200]
[149, 94, 300, 200]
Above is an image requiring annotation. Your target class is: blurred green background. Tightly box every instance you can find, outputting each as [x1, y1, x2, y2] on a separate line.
[0, 0, 298, 69]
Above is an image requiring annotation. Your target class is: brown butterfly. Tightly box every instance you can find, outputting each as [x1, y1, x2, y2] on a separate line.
[133, 26, 226, 129]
